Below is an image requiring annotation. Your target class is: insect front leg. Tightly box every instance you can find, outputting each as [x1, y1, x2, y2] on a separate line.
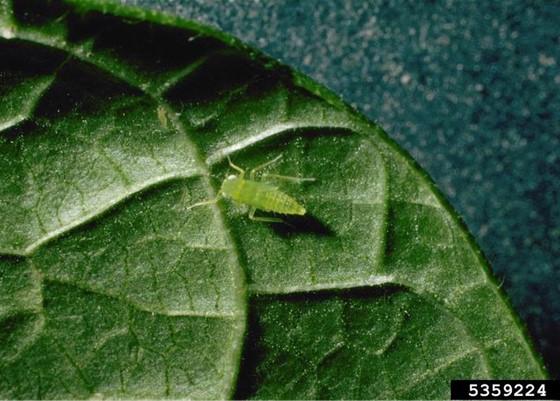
[248, 207, 284, 223]
[249, 154, 284, 180]
[227, 156, 245, 177]
[261, 173, 316, 183]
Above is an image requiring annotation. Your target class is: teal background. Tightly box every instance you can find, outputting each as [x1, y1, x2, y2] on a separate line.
[124, 0, 560, 377]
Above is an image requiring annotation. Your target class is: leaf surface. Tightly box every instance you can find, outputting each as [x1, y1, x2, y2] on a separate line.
[0, 0, 546, 399]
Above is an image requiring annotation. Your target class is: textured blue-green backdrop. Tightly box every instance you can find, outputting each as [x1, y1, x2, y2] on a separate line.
[124, 0, 560, 377]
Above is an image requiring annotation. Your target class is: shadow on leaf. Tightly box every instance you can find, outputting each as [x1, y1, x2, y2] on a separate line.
[270, 213, 333, 237]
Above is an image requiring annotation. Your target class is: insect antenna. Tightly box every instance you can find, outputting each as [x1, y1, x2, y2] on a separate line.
[186, 197, 220, 211]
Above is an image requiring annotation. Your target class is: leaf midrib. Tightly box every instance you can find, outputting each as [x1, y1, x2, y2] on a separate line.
[1, 17, 248, 398]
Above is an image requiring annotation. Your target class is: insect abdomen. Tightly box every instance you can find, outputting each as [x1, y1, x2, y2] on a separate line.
[229, 179, 305, 215]
[257, 188, 305, 215]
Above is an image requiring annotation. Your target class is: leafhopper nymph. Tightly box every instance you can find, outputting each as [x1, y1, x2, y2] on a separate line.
[188, 154, 315, 223]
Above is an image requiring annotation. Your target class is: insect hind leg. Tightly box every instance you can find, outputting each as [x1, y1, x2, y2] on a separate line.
[248, 207, 284, 223]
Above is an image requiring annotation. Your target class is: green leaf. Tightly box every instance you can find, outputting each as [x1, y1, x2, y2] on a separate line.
[0, 0, 546, 399]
